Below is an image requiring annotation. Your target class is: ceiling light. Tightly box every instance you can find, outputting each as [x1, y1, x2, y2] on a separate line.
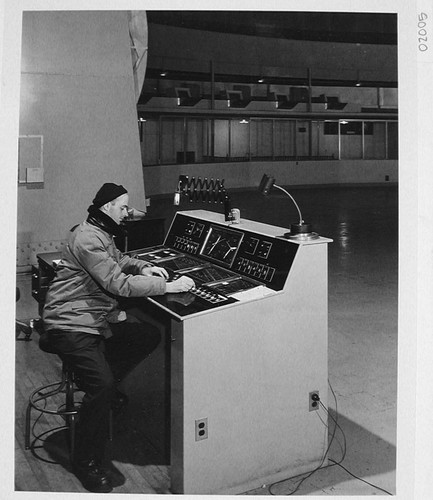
[355, 70, 362, 86]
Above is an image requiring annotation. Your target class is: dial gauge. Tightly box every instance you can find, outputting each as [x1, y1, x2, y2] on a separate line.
[200, 225, 243, 266]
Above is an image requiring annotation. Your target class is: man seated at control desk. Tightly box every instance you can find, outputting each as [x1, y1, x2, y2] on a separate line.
[42, 183, 195, 493]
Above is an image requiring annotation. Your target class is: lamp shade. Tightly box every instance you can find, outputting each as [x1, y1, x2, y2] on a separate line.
[258, 174, 275, 196]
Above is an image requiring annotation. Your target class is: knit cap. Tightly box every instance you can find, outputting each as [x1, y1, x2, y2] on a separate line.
[92, 183, 127, 207]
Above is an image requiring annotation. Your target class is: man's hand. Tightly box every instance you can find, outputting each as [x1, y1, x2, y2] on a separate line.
[142, 266, 169, 279]
[166, 276, 195, 294]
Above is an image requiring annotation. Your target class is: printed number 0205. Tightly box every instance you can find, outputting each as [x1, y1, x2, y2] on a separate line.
[418, 12, 429, 52]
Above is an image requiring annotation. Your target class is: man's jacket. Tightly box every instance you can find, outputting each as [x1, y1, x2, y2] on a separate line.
[43, 207, 166, 337]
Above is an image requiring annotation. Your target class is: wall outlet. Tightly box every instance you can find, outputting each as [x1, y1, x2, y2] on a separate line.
[195, 417, 208, 441]
[309, 391, 320, 411]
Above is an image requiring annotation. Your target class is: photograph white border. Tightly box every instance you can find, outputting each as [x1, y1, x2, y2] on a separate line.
[1, 1, 428, 499]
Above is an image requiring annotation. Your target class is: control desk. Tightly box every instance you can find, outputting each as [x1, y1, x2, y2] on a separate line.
[133, 210, 332, 495]
[132, 210, 303, 319]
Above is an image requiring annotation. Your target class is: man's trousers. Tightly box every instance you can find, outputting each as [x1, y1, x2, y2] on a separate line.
[46, 315, 161, 462]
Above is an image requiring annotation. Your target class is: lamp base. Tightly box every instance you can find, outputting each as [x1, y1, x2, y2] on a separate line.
[290, 222, 313, 234]
[282, 222, 319, 240]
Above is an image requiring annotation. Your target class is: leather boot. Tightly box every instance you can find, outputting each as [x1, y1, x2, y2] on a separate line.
[73, 458, 113, 493]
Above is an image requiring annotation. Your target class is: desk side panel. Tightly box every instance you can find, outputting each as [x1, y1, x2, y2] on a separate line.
[170, 242, 329, 494]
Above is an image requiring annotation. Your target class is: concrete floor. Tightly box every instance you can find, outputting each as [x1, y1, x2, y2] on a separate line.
[16, 184, 398, 495]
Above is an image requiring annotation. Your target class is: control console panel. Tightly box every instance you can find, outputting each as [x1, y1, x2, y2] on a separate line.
[163, 212, 298, 291]
[132, 211, 299, 317]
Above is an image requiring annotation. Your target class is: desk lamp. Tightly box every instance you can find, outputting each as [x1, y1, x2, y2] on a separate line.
[258, 174, 313, 238]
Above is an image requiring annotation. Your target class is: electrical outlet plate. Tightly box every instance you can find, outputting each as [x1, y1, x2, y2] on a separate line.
[309, 391, 320, 411]
[195, 417, 208, 441]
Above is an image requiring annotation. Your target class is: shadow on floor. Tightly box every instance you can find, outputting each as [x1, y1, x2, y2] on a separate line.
[255, 409, 395, 496]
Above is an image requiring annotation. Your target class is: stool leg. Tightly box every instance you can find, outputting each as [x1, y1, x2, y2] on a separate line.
[69, 414, 76, 463]
[25, 403, 32, 449]
[109, 409, 113, 442]
[64, 369, 76, 461]
[65, 371, 74, 413]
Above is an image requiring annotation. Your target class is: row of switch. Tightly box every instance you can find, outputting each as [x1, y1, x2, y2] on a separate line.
[190, 286, 227, 304]
[235, 257, 275, 282]
[173, 236, 200, 254]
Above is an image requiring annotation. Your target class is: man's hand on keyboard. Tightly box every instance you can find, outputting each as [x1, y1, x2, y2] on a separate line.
[142, 266, 169, 279]
[166, 275, 195, 294]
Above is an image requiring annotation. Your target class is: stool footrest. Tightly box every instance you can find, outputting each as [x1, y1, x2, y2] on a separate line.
[25, 364, 113, 465]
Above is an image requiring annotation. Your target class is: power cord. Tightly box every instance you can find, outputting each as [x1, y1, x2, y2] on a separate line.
[268, 380, 393, 496]
[322, 382, 392, 495]
[327, 459, 393, 496]
[268, 381, 340, 495]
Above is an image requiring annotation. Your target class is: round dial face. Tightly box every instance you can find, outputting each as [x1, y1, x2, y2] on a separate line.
[201, 228, 242, 265]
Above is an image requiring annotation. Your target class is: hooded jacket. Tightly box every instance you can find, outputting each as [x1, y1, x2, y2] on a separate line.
[43, 206, 166, 337]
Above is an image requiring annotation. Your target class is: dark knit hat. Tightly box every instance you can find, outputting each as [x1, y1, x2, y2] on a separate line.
[92, 183, 128, 207]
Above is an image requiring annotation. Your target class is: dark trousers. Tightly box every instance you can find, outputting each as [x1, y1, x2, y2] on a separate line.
[46, 313, 161, 462]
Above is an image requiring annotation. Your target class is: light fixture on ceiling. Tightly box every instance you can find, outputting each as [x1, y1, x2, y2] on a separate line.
[239, 119, 249, 124]
[160, 69, 168, 77]
[355, 70, 362, 87]
[258, 77, 265, 83]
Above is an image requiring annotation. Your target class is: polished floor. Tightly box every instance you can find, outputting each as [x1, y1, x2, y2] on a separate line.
[15, 184, 398, 495]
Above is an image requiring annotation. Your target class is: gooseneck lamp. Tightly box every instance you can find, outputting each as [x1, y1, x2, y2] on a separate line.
[258, 174, 313, 237]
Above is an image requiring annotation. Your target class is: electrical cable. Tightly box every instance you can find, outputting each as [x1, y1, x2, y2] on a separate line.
[321, 384, 392, 494]
[321, 379, 347, 465]
[268, 379, 393, 496]
[321, 385, 392, 495]
[327, 459, 393, 496]
[269, 393, 338, 495]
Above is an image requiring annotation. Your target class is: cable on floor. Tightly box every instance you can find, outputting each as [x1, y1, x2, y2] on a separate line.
[327, 459, 393, 496]
[268, 380, 340, 496]
[268, 379, 393, 496]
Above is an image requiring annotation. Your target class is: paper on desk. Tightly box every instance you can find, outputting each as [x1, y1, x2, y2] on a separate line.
[230, 285, 275, 302]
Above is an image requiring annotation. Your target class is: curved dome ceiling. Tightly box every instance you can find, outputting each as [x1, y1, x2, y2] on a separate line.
[146, 11, 397, 46]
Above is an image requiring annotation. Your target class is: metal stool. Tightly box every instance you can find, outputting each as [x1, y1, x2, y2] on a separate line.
[25, 332, 113, 463]
[25, 334, 82, 462]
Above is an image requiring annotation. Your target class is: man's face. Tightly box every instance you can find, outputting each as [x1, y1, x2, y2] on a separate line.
[106, 193, 129, 224]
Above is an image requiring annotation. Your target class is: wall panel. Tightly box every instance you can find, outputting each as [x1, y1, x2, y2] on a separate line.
[17, 11, 145, 268]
